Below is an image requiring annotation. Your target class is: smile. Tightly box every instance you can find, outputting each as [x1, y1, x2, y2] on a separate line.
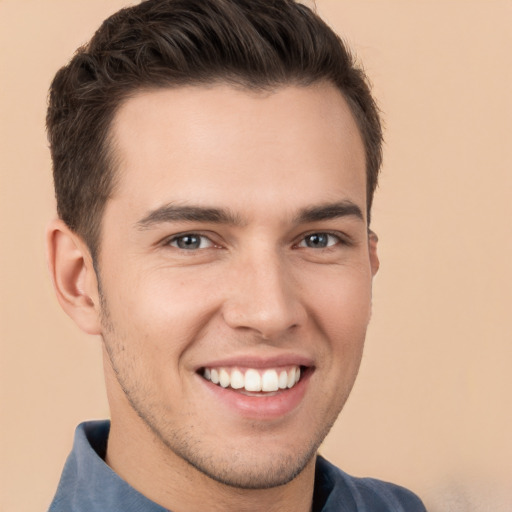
[201, 366, 302, 393]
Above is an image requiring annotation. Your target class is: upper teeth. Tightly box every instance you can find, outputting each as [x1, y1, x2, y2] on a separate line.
[202, 366, 301, 392]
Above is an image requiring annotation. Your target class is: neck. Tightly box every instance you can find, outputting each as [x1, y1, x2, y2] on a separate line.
[106, 416, 316, 512]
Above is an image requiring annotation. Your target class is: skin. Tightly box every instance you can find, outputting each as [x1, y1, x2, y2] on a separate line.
[48, 82, 379, 512]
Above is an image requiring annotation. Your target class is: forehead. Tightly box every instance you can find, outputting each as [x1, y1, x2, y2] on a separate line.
[108, 83, 367, 221]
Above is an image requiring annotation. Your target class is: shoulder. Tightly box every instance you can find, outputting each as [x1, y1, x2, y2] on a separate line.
[315, 456, 427, 512]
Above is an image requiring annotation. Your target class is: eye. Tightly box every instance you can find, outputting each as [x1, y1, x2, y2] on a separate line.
[298, 232, 340, 249]
[168, 233, 214, 250]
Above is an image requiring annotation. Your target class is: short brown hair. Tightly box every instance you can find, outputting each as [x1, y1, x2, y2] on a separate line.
[47, 0, 382, 259]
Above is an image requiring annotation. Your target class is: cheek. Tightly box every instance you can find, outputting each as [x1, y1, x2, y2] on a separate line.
[304, 266, 372, 373]
[103, 268, 221, 353]
[307, 267, 373, 332]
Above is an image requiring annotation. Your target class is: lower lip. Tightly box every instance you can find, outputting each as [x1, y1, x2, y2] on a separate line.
[199, 369, 312, 420]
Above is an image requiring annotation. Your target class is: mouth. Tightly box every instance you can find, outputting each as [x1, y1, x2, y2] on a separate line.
[198, 365, 307, 395]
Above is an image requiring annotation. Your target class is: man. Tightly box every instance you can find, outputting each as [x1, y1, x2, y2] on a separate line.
[46, 0, 427, 510]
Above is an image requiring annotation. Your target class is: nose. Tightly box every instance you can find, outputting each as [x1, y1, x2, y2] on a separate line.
[221, 249, 306, 340]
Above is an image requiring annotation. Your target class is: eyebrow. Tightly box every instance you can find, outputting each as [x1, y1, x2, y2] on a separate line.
[136, 204, 242, 229]
[136, 200, 364, 230]
[295, 201, 364, 224]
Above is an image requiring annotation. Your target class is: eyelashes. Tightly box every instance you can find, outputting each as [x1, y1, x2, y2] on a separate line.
[164, 231, 351, 253]
[167, 233, 216, 250]
[297, 232, 343, 249]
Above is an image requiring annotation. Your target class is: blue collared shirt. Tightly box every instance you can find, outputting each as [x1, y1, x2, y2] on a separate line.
[49, 421, 426, 511]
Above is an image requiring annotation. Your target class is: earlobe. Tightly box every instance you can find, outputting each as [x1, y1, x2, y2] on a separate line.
[46, 219, 102, 335]
[368, 230, 380, 276]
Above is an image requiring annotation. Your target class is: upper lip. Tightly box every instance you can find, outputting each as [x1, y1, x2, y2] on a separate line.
[195, 353, 314, 371]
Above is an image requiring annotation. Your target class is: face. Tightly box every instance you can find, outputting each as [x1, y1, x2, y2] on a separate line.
[96, 83, 378, 489]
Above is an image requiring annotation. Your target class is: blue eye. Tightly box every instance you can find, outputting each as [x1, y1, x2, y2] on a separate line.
[169, 234, 213, 250]
[299, 233, 339, 249]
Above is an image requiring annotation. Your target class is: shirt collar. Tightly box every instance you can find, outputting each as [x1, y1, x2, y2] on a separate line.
[50, 420, 169, 512]
[50, 420, 342, 512]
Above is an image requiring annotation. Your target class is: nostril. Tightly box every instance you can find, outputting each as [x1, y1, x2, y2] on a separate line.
[221, 282, 306, 338]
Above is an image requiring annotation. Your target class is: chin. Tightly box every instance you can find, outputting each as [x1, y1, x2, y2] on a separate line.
[172, 444, 319, 490]
[147, 413, 335, 491]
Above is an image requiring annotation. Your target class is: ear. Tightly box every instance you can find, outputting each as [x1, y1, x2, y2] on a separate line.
[46, 218, 102, 335]
[368, 230, 380, 276]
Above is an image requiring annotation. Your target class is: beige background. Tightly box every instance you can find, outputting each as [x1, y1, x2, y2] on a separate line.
[1, 1, 511, 511]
